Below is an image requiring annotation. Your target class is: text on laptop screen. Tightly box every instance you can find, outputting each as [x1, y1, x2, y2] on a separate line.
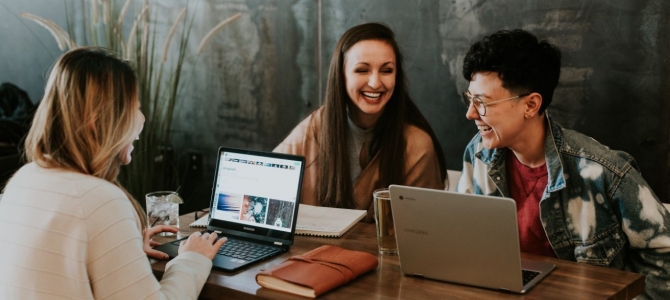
[211, 151, 302, 232]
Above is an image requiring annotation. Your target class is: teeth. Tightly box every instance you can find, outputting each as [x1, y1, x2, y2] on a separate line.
[363, 92, 381, 99]
[477, 125, 492, 132]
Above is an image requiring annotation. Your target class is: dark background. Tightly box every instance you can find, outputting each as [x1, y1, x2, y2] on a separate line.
[2, 0, 668, 213]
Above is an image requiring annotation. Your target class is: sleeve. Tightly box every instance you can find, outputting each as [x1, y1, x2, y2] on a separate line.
[85, 188, 212, 300]
[613, 170, 670, 300]
[402, 126, 445, 190]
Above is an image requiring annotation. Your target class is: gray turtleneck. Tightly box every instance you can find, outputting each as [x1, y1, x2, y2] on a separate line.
[346, 114, 375, 182]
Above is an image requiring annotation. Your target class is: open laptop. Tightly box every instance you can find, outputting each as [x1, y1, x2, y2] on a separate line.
[155, 147, 305, 271]
[388, 185, 555, 294]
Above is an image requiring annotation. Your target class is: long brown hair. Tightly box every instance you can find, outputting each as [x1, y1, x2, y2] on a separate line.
[316, 23, 446, 208]
[25, 47, 147, 229]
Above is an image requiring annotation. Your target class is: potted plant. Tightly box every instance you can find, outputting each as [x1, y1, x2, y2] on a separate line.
[21, 0, 241, 202]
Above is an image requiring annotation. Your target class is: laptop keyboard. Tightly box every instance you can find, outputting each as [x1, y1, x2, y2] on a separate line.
[522, 269, 541, 285]
[216, 239, 279, 261]
[169, 236, 279, 261]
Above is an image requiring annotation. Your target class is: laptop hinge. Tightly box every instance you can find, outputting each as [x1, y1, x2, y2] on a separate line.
[274, 241, 283, 246]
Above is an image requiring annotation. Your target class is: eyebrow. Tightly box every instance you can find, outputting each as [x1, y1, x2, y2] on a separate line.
[468, 91, 490, 99]
[353, 61, 395, 67]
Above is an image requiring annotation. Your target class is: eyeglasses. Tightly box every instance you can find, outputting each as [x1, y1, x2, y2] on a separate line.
[462, 91, 530, 116]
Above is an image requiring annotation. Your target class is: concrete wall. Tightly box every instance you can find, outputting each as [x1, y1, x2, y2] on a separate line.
[2, 0, 668, 211]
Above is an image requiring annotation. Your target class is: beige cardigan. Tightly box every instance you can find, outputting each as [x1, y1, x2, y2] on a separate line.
[274, 108, 444, 222]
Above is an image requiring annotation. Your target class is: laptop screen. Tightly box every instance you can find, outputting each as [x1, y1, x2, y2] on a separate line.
[207, 147, 305, 244]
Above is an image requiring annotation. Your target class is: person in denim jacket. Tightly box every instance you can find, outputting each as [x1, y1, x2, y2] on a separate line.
[456, 29, 670, 299]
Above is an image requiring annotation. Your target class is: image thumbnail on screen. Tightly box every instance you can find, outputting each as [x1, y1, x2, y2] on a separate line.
[240, 195, 268, 224]
[265, 199, 295, 229]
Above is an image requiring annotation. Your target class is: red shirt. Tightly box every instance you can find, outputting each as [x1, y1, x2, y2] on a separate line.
[506, 150, 556, 258]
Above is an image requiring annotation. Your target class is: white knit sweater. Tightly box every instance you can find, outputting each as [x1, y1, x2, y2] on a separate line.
[0, 163, 212, 299]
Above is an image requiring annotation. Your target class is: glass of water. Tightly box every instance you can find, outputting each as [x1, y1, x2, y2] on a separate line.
[146, 191, 181, 236]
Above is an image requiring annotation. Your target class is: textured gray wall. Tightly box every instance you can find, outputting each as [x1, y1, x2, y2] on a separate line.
[0, 1, 64, 104]
[2, 0, 669, 211]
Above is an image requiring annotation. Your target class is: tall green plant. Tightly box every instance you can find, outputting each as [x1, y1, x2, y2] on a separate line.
[21, 0, 241, 201]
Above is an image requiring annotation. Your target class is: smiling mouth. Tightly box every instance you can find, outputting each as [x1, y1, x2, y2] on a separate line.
[477, 125, 492, 133]
[362, 92, 381, 99]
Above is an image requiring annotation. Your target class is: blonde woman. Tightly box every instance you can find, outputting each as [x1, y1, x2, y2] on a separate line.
[0, 47, 226, 299]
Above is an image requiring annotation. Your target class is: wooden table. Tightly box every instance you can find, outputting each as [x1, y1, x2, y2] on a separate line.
[151, 212, 645, 300]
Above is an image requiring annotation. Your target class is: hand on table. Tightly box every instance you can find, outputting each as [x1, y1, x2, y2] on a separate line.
[144, 225, 178, 260]
[179, 231, 227, 260]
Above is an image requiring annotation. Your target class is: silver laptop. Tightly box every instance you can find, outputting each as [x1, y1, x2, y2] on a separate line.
[389, 185, 555, 294]
[155, 147, 305, 271]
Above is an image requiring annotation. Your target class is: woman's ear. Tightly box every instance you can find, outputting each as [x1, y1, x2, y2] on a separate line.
[524, 92, 543, 118]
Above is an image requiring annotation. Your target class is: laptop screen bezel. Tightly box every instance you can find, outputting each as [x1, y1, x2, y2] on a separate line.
[206, 146, 305, 246]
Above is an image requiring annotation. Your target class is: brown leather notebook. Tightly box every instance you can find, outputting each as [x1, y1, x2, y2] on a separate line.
[255, 245, 378, 298]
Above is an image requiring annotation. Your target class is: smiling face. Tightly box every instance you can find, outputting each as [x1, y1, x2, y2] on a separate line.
[118, 99, 145, 165]
[344, 39, 396, 129]
[465, 72, 528, 150]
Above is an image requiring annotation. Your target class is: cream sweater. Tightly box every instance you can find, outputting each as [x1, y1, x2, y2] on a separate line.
[0, 163, 212, 299]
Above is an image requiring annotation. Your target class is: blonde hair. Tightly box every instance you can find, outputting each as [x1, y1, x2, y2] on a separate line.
[25, 47, 147, 230]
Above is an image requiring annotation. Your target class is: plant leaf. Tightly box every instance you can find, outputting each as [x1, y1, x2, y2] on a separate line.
[125, 6, 147, 60]
[20, 13, 75, 51]
[196, 12, 242, 54]
[117, 0, 133, 28]
[161, 7, 187, 63]
[91, 0, 99, 25]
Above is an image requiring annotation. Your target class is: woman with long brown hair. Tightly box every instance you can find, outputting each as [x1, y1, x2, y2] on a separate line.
[0, 47, 226, 298]
[275, 23, 446, 222]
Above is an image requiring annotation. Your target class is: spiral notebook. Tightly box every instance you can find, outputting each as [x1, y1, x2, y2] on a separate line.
[295, 204, 366, 237]
[193, 204, 366, 234]
[190, 214, 209, 227]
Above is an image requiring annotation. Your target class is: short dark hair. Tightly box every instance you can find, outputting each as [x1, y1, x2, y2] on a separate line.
[462, 29, 561, 113]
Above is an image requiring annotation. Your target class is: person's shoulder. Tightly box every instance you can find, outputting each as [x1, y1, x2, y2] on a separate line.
[403, 124, 433, 149]
[461, 132, 483, 156]
[77, 181, 133, 222]
[286, 108, 322, 138]
[7, 162, 129, 216]
[9, 162, 116, 197]
[553, 122, 636, 169]
[275, 108, 322, 154]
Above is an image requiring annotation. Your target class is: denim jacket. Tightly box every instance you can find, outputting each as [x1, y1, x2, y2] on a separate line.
[456, 114, 670, 300]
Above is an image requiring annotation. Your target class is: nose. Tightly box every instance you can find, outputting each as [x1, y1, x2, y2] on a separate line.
[367, 72, 381, 89]
[465, 101, 480, 120]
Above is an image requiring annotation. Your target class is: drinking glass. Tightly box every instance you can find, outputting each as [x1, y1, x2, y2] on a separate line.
[146, 191, 180, 236]
[373, 188, 397, 255]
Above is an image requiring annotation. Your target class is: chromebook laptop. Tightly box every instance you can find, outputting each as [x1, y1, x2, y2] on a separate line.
[388, 185, 555, 294]
[155, 147, 305, 271]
